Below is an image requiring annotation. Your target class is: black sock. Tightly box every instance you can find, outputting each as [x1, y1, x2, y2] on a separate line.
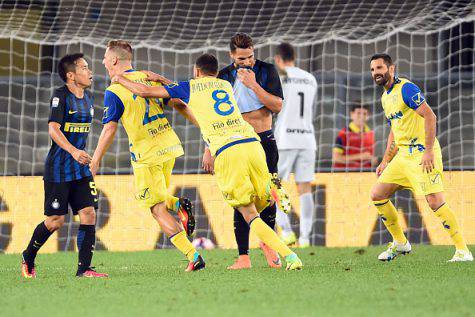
[260, 203, 276, 230]
[24, 222, 53, 264]
[77, 224, 96, 273]
[233, 209, 250, 256]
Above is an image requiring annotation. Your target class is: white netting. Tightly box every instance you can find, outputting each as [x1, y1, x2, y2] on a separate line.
[0, 0, 474, 250]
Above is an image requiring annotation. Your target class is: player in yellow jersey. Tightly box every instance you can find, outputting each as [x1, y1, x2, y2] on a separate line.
[370, 53, 472, 262]
[90, 40, 205, 271]
[112, 53, 303, 270]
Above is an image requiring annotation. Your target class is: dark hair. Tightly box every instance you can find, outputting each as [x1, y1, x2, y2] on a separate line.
[195, 53, 218, 75]
[230, 33, 253, 52]
[107, 40, 133, 60]
[58, 53, 84, 82]
[351, 103, 370, 113]
[276, 42, 295, 62]
[370, 53, 393, 67]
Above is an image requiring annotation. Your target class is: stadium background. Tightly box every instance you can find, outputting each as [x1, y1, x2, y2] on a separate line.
[0, 0, 474, 252]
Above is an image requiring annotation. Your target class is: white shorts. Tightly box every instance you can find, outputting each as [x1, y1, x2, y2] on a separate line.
[278, 149, 316, 183]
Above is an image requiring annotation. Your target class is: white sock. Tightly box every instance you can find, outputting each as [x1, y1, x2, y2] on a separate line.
[299, 192, 314, 240]
[276, 207, 293, 235]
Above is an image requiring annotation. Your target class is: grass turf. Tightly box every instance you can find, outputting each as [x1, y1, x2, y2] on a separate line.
[1, 245, 474, 317]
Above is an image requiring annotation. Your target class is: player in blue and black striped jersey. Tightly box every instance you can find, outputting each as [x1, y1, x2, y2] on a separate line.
[21, 53, 108, 278]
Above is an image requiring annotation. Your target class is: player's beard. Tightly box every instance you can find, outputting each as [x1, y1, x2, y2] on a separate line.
[373, 71, 390, 86]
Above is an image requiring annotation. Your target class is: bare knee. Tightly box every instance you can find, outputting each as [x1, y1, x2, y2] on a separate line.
[44, 215, 65, 231]
[426, 193, 445, 210]
[78, 207, 96, 225]
[371, 187, 389, 201]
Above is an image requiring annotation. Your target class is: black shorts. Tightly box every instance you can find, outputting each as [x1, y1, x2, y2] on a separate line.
[258, 130, 279, 174]
[44, 176, 98, 216]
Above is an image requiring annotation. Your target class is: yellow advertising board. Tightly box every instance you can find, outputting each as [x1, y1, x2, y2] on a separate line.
[1, 172, 474, 253]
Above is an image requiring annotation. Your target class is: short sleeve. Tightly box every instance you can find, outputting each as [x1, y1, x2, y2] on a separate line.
[264, 65, 284, 99]
[401, 82, 426, 110]
[164, 81, 190, 104]
[102, 90, 125, 124]
[333, 130, 345, 153]
[48, 90, 66, 124]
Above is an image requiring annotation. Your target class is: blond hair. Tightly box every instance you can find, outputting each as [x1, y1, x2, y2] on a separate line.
[107, 40, 133, 60]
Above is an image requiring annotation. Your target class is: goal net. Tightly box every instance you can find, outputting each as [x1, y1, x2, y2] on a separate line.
[0, 0, 474, 251]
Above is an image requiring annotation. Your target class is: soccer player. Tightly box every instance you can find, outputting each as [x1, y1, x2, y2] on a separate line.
[21, 53, 108, 278]
[332, 104, 376, 170]
[272, 43, 318, 248]
[203, 33, 289, 270]
[370, 53, 473, 262]
[90, 40, 204, 272]
[112, 53, 303, 270]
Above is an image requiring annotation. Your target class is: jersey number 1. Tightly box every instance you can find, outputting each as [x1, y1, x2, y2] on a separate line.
[298, 92, 304, 118]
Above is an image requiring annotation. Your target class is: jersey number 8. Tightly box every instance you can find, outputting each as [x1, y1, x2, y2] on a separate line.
[212, 90, 234, 116]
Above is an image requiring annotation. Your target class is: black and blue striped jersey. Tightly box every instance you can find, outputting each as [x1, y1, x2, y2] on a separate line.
[44, 86, 94, 183]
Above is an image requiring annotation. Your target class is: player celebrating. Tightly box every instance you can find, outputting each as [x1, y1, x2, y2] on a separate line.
[203, 33, 289, 270]
[90, 40, 204, 272]
[370, 53, 472, 262]
[113, 53, 303, 270]
[273, 42, 318, 248]
[21, 54, 108, 278]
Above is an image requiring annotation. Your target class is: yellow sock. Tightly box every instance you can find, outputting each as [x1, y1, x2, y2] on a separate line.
[250, 217, 293, 257]
[433, 203, 468, 251]
[373, 199, 407, 244]
[170, 231, 197, 261]
[166, 195, 180, 213]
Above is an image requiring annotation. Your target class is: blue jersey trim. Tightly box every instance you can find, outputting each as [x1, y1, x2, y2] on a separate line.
[386, 77, 401, 94]
[215, 138, 259, 157]
[103, 90, 125, 123]
[164, 81, 190, 103]
[401, 82, 425, 110]
[124, 69, 135, 73]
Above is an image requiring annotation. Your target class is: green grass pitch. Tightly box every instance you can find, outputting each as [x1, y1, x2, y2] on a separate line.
[1, 245, 474, 317]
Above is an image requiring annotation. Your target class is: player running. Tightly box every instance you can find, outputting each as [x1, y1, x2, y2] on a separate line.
[21, 53, 108, 278]
[113, 53, 303, 270]
[90, 40, 204, 272]
[273, 42, 318, 248]
[370, 53, 472, 262]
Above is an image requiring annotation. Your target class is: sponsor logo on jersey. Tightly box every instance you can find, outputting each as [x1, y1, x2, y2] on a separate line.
[387, 111, 403, 121]
[68, 110, 78, 114]
[64, 122, 91, 133]
[136, 188, 150, 200]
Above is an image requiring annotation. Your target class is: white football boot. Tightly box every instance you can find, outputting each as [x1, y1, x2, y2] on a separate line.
[378, 240, 412, 261]
[448, 249, 473, 262]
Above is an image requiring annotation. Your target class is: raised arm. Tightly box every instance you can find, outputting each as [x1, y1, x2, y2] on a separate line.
[113, 75, 170, 99]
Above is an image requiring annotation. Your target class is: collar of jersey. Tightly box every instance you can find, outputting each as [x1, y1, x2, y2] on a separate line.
[124, 69, 135, 73]
[386, 77, 401, 94]
[349, 122, 371, 133]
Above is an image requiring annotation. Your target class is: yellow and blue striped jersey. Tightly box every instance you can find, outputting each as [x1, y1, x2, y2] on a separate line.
[381, 77, 440, 155]
[164, 76, 259, 156]
[102, 70, 183, 168]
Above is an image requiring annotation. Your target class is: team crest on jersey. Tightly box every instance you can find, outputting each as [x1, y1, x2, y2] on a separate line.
[51, 198, 60, 209]
[52, 97, 60, 108]
[412, 92, 425, 106]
